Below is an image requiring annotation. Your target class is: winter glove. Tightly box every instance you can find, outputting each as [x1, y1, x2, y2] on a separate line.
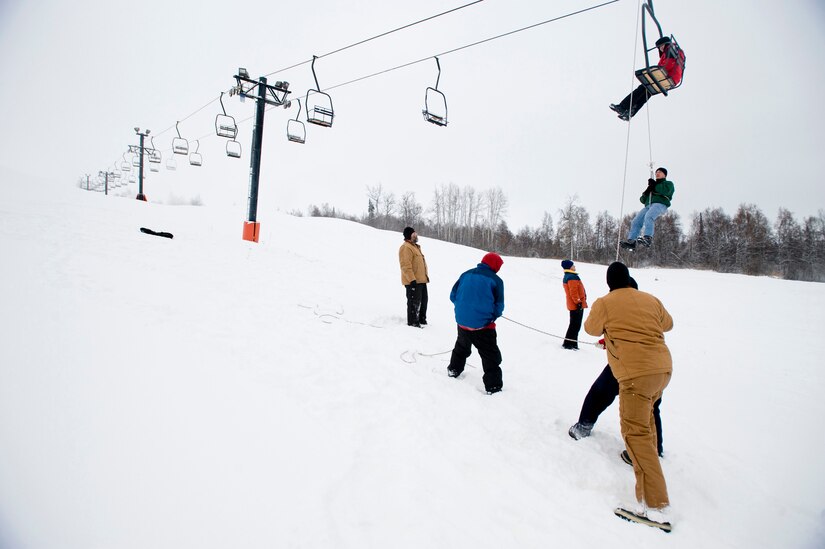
[647, 178, 657, 187]
[409, 280, 417, 287]
[597, 338, 606, 350]
[576, 303, 583, 310]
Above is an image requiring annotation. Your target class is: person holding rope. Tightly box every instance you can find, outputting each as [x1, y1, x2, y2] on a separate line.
[620, 167, 675, 250]
[560, 260, 587, 351]
[584, 262, 674, 530]
[610, 36, 685, 121]
[446, 252, 505, 395]
[568, 277, 665, 460]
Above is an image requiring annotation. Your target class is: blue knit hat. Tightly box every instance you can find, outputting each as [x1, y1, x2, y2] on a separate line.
[561, 259, 574, 270]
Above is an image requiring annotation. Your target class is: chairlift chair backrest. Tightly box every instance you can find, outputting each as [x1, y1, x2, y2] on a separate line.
[166, 156, 177, 171]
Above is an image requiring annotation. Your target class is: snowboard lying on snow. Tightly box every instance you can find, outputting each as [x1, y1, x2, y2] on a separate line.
[614, 507, 672, 533]
[140, 227, 173, 239]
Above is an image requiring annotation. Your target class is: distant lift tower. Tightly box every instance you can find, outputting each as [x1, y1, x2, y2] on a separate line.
[230, 68, 291, 242]
[131, 127, 151, 201]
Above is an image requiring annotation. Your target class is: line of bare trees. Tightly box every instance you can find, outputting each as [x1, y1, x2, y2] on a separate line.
[304, 184, 825, 282]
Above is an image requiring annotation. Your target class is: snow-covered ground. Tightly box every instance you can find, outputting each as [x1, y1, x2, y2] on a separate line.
[1, 179, 824, 549]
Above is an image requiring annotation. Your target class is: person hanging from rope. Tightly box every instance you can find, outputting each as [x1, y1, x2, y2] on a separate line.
[620, 167, 675, 250]
[610, 36, 685, 121]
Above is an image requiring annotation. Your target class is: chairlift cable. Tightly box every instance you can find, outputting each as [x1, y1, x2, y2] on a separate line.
[153, 95, 222, 138]
[263, 0, 486, 78]
[321, 0, 620, 93]
[110, 1, 619, 168]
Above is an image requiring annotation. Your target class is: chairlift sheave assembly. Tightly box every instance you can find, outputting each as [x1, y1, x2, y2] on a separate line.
[172, 121, 189, 155]
[305, 55, 334, 127]
[216, 92, 238, 139]
[635, 0, 685, 96]
[422, 57, 448, 126]
[189, 140, 203, 167]
[287, 98, 306, 144]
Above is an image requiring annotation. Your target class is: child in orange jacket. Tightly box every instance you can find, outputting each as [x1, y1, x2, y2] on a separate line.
[561, 259, 587, 350]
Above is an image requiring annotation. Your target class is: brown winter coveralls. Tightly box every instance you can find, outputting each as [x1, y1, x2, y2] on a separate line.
[399, 241, 430, 285]
[584, 287, 674, 509]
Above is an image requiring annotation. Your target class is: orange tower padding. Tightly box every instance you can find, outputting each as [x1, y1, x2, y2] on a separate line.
[242, 221, 260, 243]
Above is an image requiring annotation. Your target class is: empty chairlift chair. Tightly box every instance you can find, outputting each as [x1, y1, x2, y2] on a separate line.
[148, 137, 161, 172]
[121, 152, 131, 172]
[215, 92, 238, 139]
[287, 99, 306, 144]
[422, 57, 448, 126]
[189, 140, 203, 167]
[305, 56, 334, 128]
[172, 121, 189, 155]
[215, 92, 242, 158]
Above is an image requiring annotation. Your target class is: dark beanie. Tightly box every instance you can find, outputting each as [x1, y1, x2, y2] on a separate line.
[657, 166, 668, 177]
[606, 261, 630, 291]
[403, 227, 415, 240]
[655, 36, 671, 47]
[481, 252, 503, 273]
[561, 259, 574, 270]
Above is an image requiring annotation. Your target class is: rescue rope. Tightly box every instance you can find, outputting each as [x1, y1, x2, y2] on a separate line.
[615, 0, 645, 261]
[501, 316, 601, 348]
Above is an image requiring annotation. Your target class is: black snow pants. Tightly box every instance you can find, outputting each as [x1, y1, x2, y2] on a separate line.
[579, 364, 664, 455]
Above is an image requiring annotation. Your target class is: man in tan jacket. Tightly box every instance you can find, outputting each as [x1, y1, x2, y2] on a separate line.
[584, 261, 674, 532]
[399, 227, 430, 327]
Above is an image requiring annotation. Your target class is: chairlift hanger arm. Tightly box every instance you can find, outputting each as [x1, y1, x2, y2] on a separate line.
[640, 1, 664, 68]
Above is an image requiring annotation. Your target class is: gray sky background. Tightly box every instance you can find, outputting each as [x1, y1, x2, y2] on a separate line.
[1, 0, 824, 230]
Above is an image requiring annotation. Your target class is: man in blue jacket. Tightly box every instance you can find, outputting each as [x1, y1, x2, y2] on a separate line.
[447, 252, 505, 394]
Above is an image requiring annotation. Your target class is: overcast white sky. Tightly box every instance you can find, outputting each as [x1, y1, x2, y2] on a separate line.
[1, 0, 824, 229]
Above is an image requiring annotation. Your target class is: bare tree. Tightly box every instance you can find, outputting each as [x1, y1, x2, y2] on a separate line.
[399, 191, 423, 228]
[482, 187, 508, 249]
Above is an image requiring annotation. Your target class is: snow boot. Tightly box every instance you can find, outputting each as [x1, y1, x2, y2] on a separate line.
[614, 507, 672, 533]
[620, 239, 637, 250]
[621, 450, 633, 466]
[485, 386, 502, 395]
[637, 235, 653, 248]
[568, 422, 594, 440]
[447, 368, 461, 378]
